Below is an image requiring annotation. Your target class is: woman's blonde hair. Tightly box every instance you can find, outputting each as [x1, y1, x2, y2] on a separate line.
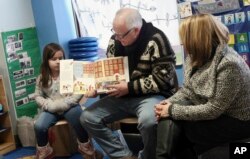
[179, 14, 229, 67]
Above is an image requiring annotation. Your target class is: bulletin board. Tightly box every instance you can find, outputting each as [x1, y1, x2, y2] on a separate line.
[177, 0, 250, 66]
[1, 27, 41, 118]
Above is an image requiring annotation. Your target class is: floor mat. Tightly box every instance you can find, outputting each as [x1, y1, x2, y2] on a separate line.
[17, 155, 36, 159]
[4, 147, 36, 159]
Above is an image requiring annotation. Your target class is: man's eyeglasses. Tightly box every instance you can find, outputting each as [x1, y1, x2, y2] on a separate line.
[111, 28, 134, 39]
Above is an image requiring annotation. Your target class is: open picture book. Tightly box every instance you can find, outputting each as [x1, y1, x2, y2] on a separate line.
[59, 56, 129, 94]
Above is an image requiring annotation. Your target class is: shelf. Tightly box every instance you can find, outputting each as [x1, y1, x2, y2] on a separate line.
[0, 127, 10, 133]
[0, 111, 7, 116]
[0, 142, 16, 155]
[0, 75, 16, 155]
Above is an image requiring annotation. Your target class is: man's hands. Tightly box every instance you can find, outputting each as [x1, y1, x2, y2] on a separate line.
[106, 81, 129, 97]
[84, 81, 129, 98]
[154, 100, 172, 121]
[85, 89, 98, 98]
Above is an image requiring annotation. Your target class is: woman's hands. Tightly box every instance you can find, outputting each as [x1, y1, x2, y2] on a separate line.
[155, 100, 172, 121]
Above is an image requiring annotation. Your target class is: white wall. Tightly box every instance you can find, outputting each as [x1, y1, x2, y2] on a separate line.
[0, 0, 35, 134]
[0, 0, 35, 31]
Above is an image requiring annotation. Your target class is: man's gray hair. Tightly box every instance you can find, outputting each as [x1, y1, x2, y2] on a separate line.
[116, 8, 143, 29]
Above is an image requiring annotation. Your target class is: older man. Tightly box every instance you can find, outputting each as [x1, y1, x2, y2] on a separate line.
[81, 8, 177, 159]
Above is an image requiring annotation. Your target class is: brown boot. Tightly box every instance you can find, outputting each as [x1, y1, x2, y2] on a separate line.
[36, 143, 54, 159]
[78, 140, 103, 159]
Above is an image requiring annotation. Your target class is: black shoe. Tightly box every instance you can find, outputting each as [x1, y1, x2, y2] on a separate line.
[121, 156, 138, 159]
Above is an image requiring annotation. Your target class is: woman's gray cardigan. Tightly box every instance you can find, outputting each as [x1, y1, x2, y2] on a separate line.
[168, 44, 250, 121]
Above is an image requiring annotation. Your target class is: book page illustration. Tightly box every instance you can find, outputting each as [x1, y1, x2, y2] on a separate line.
[60, 56, 129, 94]
[60, 59, 74, 94]
[95, 57, 129, 94]
[73, 77, 95, 94]
[73, 61, 96, 94]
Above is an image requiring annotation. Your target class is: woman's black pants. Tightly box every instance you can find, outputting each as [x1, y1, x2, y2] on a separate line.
[156, 116, 250, 159]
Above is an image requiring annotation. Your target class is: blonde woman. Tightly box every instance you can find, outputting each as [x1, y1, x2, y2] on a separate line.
[155, 14, 250, 159]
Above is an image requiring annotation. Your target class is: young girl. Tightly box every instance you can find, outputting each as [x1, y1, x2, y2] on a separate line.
[34, 43, 102, 159]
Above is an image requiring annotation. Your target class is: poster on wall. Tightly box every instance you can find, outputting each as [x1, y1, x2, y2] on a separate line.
[1, 27, 41, 118]
[177, 0, 250, 66]
[72, 0, 184, 65]
[73, 0, 181, 46]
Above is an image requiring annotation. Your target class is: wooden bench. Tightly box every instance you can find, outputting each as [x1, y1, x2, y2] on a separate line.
[115, 117, 143, 155]
[48, 119, 77, 157]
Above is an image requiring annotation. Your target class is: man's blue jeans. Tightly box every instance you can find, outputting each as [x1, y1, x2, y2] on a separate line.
[34, 105, 88, 146]
[80, 95, 165, 159]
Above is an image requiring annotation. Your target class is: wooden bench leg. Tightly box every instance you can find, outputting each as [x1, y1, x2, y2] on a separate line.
[48, 120, 78, 157]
